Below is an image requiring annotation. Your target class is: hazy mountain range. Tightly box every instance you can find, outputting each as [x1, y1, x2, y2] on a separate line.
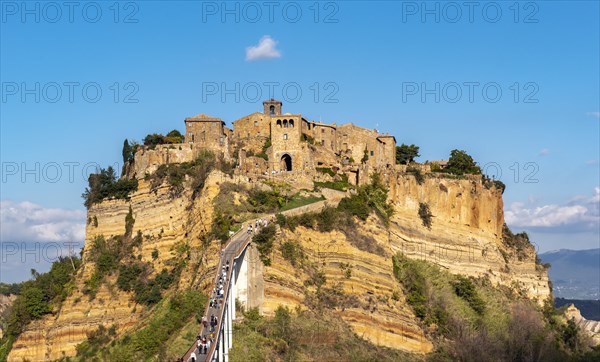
[539, 249, 599, 300]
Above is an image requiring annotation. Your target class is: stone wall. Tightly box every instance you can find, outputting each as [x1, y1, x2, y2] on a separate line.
[131, 144, 194, 178]
[232, 112, 271, 155]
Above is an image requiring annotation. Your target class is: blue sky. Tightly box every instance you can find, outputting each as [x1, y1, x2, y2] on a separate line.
[1, 1, 599, 281]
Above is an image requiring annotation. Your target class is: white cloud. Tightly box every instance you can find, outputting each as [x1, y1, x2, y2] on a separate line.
[245, 36, 281, 61]
[586, 159, 599, 166]
[0, 200, 86, 243]
[505, 188, 600, 232]
[586, 111, 600, 118]
[538, 148, 550, 156]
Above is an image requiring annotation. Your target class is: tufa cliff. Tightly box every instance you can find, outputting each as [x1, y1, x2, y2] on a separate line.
[4, 101, 558, 360]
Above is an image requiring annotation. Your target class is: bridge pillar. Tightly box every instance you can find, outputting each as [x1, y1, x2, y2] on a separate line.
[223, 302, 229, 362]
[231, 261, 237, 321]
[229, 281, 234, 348]
[221, 298, 230, 362]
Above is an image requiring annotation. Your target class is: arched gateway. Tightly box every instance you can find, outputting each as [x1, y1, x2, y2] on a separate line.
[280, 154, 292, 171]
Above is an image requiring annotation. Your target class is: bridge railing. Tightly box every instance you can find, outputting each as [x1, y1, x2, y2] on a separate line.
[205, 232, 254, 361]
[180, 215, 285, 362]
[180, 225, 250, 362]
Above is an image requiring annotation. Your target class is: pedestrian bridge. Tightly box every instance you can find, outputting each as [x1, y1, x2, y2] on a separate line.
[181, 199, 340, 362]
[181, 223, 265, 362]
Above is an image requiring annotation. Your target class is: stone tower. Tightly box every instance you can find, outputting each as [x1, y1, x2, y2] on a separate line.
[263, 99, 282, 116]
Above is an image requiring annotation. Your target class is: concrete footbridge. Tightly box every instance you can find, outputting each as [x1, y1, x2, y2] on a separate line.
[181, 222, 258, 362]
[180, 197, 343, 362]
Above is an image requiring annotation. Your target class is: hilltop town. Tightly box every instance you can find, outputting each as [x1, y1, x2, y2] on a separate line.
[131, 99, 398, 186]
[4, 100, 599, 362]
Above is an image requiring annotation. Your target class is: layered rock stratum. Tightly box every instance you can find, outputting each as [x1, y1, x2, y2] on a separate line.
[7, 163, 551, 361]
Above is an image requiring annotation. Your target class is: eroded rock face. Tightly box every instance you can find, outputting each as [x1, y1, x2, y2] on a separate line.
[259, 223, 434, 353]
[387, 173, 550, 303]
[7, 173, 226, 362]
[7, 169, 551, 360]
[565, 304, 600, 346]
[254, 175, 550, 353]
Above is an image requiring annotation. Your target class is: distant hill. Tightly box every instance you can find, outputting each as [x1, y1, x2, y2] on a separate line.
[555, 298, 600, 321]
[540, 249, 600, 300]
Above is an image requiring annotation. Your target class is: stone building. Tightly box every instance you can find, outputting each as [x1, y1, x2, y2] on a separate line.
[336, 123, 396, 168]
[309, 122, 337, 152]
[181, 99, 396, 181]
[184, 114, 231, 158]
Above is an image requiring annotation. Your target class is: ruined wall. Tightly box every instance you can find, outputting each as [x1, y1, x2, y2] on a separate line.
[239, 153, 269, 175]
[131, 144, 194, 178]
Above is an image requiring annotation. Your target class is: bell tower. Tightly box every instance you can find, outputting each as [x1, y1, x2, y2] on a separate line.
[263, 99, 282, 116]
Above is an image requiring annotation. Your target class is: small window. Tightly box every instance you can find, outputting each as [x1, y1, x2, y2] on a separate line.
[331, 129, 333, 134]
[254, 121, 258, 126]
[321, 140, 325, 146]
[370, 151, 374, 156]
[321, 128, 325, 133]
[283, 134, 288, 140]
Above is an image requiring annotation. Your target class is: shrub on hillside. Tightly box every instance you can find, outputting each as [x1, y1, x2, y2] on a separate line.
[253, 224, 277, 266]
[418, 202, 433, 229]
[82, 166, 138, 208]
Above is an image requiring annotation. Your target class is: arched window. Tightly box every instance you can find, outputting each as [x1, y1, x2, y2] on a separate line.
[289, 120, 294, 128]
[276, 120, 282, 128]
[269, 105, 275, 115]
[283, 120, 289, 128]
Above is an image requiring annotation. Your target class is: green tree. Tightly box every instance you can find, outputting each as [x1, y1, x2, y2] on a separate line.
[396, 144, 420, 164]
[82, 166, 138, 208]
[445, 149, 481, 175]
[273, 306, 293, 344]
[252, 224, 277, 265]
[122, 139, 132, 164]
[418, 202, 433, 229]
[165, 129, 183, 143]
[143, 133, 165, 147]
